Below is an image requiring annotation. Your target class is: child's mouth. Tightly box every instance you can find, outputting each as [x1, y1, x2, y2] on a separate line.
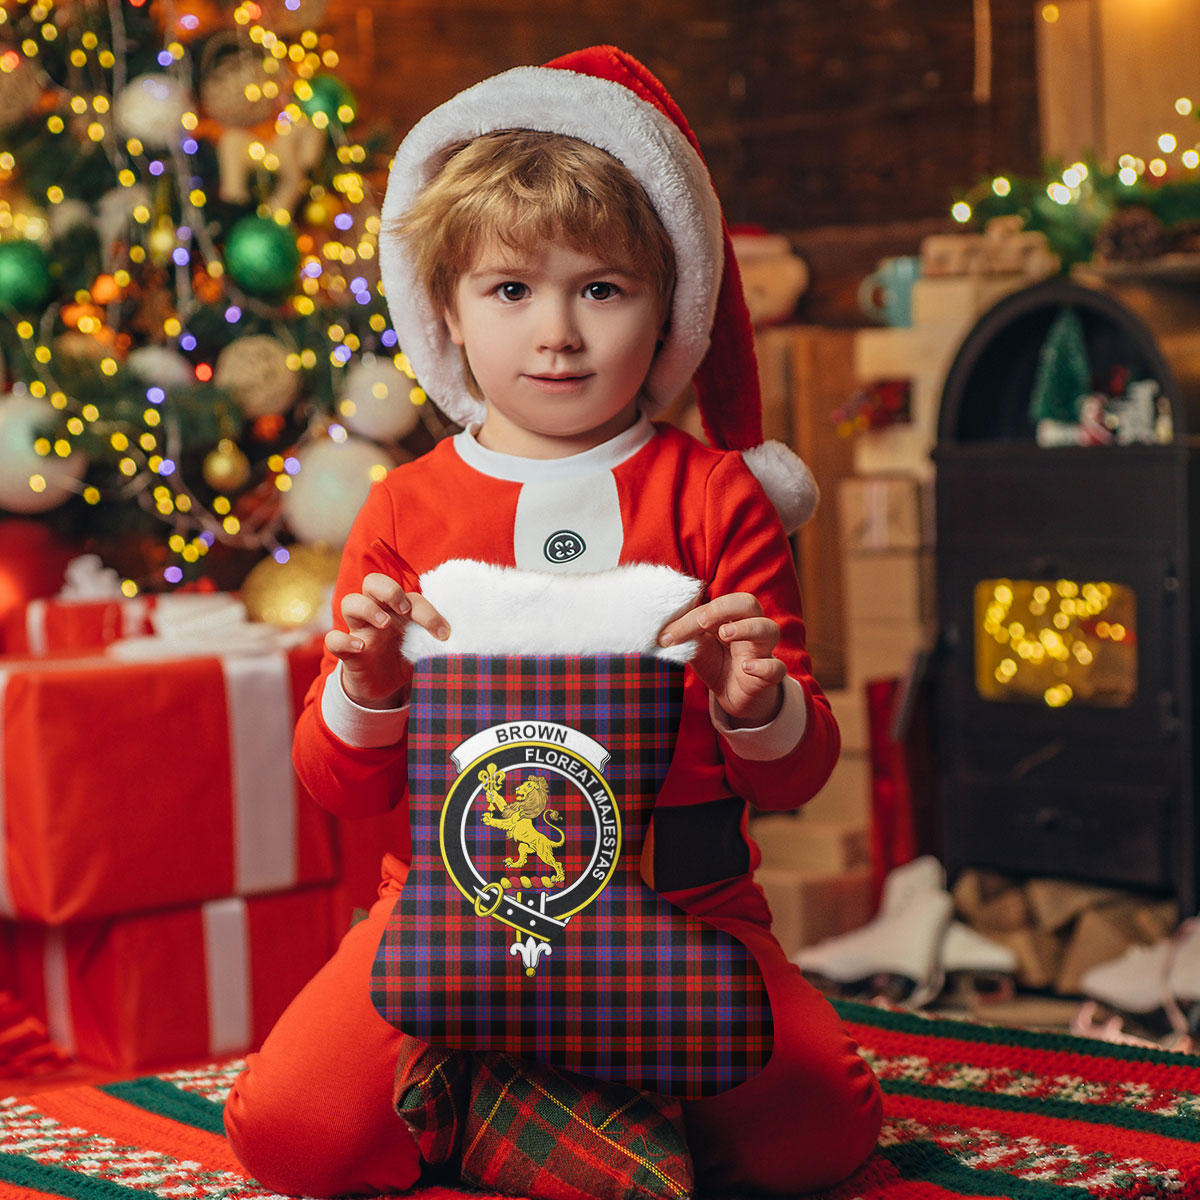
[526, 373, 592, 392]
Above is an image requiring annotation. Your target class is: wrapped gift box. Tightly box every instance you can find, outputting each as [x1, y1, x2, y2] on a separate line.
[12, 887, 338, 1071]
[4, 596, 156, 655]
[0, 641, 338, 923]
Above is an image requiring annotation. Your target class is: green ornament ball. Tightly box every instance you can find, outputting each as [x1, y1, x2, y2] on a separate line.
[0, 241, 53, 311]
[224, 216, 301, 296]
[296, 74, 356, 128]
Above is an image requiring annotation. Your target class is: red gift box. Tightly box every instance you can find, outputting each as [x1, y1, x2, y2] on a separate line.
[0, 642, 338, 923]
[4, 597, 156, 655]
[12, 887, 339, 1071]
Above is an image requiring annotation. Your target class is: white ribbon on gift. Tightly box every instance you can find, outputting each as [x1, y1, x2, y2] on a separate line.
[42, 927, 74, 1054]
[221, 653, 299, 896]
[202, 896, 253, 1055]
[40, 896, 253, 1058]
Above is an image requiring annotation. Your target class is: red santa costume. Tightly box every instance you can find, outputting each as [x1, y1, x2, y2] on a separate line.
[224, 46, 882, 1197]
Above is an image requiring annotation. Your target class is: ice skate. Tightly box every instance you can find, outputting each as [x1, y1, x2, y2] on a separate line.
[1077, 917, 1200, 1048]
[940, 920, 1017, 1005]
[793, 856, 954, 1008]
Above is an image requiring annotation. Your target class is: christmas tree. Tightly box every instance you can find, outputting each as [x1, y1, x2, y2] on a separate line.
[0, 0, 441, 596]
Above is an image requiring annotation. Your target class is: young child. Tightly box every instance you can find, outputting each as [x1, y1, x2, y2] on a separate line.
[224, 46, 882, 1197]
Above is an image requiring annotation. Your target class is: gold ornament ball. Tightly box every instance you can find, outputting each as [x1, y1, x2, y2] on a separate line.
[303, 197, 332, 228]
[148, 219, 178, 267]
[215, 334, 301, 418]
[202, 438, 252, 491]
[242, 544, 341, 628]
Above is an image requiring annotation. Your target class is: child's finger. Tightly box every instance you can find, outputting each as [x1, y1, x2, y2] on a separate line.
[407, 593, 451, 642]
[716, 616, 780, 651]
[324, 628, 366, 659]
[361, 571, 412, 619]
[659, 593, 759, 647]
[739, 656, 787, 684]
[340, 590, 398, 633]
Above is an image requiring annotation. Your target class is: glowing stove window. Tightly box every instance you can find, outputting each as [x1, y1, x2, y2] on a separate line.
[974, 579, 1136, 707]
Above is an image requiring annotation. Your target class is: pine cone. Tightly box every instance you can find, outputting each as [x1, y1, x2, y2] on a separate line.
[1095, 206, 1167, 263]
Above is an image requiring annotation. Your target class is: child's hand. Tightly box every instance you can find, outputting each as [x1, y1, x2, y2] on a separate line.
[658, 592, 786, 727]
[325, 573, 449, 709]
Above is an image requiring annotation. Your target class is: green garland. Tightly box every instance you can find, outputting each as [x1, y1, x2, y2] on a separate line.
[953, 158, 1200, 267]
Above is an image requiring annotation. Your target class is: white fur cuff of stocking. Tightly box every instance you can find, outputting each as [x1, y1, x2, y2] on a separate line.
[401, 560, 702, 664]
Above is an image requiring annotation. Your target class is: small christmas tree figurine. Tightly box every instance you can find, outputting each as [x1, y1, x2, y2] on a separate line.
[1029, 306, 1091, 429]
[0, 0, 438, 592]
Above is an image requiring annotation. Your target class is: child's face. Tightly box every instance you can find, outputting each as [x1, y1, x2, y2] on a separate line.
[443, 238, 663, 458]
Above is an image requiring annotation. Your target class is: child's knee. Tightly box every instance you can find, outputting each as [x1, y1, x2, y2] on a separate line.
[224, 1062, 418, 1198]
[688, 1037, 883, 1194]
[768, 1050, 883, 1192]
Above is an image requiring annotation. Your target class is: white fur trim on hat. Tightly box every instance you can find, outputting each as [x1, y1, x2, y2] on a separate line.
[379, 65, 724, 430]
[401, 560, 702, 662]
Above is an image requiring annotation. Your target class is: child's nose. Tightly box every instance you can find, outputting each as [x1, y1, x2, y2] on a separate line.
[536, 298, 581, 352]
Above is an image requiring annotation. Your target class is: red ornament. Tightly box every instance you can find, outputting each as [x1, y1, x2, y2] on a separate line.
[0, 519, 77, 652]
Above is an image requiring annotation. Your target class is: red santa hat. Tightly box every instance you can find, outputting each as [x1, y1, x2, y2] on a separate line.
[379, 45, 818, 530]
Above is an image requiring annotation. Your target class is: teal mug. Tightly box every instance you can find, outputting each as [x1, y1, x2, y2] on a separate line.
[858, 255, 922, 327]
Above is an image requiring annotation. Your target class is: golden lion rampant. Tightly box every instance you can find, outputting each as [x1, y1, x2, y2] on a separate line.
[480, 773, 565, 884]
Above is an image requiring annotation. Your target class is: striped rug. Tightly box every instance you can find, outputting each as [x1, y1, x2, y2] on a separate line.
[2, 999, 1200, 1199]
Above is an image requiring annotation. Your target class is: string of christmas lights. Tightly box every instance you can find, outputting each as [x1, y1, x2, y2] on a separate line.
[950, 85, 1200, 268]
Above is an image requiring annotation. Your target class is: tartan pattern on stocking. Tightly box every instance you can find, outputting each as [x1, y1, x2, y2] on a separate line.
[371, 654, 773, 1097]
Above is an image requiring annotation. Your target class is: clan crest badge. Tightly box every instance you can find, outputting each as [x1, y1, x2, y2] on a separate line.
[440, 720, 621, 975]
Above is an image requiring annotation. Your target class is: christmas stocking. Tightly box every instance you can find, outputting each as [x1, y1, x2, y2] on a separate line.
[371, 561, 773, 1098]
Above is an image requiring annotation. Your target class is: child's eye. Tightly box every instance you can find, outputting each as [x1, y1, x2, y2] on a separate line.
[497, 282, 528, 301]
[585, 282, 619, 301]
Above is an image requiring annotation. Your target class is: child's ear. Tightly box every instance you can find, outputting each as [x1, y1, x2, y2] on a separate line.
[443, 307, 464, 347]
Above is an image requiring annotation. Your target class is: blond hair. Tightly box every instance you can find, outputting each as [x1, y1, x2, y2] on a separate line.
[391, 129, 676, 326]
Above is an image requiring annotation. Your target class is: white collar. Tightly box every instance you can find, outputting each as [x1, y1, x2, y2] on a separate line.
[451, 411, 654, 483]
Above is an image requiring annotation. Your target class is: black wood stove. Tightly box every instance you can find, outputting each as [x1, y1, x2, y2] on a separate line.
[934, 276, 1200, 914]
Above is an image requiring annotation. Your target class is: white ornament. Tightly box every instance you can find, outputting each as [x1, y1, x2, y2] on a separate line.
[200, 49, 277, 127]
[127, 345, 196, 388]
[338, 354, 421, 442]
[214, 334, 301, 418]
[48, 199, 94, 240]
[281, 434, 393, 545]
[113, 74, 192, 148]
[0, 389, 86, 514]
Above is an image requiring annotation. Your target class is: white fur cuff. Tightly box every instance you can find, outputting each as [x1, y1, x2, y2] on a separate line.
[401, 560, 702, 662]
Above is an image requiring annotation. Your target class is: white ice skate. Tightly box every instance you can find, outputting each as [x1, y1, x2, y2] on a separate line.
[793, 856, 954, 1008]
[940, 920, 1018, 1004]
[1077, 917, 1200, 1049]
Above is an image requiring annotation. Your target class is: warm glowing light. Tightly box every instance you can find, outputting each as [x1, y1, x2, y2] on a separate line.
[974, 578, 1136, 708]
[951, 201, 971, 223]
[1184, 150, 1200, 169]
[1119, 166, 1138, 186]
[1041, 4, 1059, 22]
[1159, 133, 1178, 153]
[1149, 158, 1168, 177]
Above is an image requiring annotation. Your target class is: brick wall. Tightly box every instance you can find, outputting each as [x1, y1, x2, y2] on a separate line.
[328, 0, 1041, 236]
